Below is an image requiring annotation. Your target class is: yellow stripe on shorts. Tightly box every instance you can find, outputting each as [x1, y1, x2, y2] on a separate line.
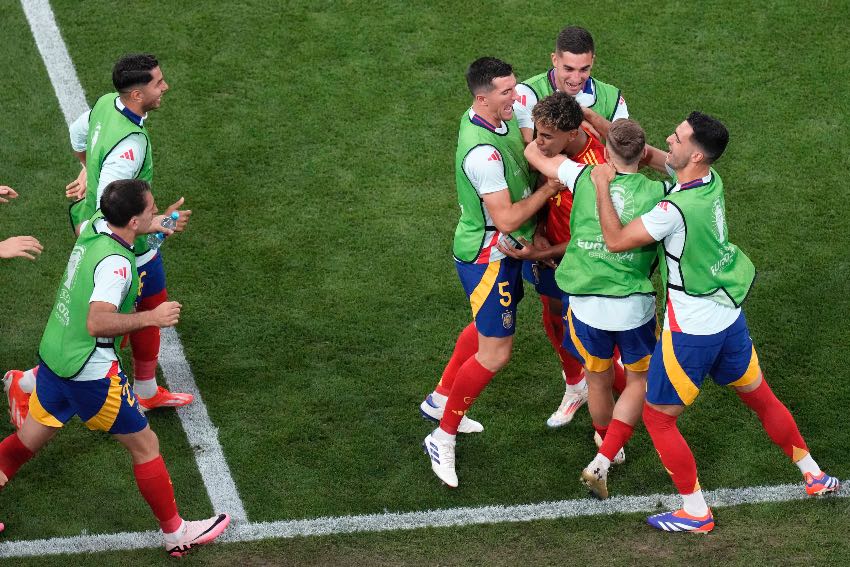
[727, 345, 761, 388]
[661, 330, 700, 406]
[84, 375, 123, 432]
[469, 260, 501, 319]
[625, 353, 651, 372]
[29, 388, 63, 428]
[566, 307, 612, 372]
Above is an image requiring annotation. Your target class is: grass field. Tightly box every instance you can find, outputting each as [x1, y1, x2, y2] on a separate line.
[1, 0, 849, 564]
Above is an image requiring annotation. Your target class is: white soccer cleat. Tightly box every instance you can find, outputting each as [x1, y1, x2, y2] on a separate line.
[164, 513, 230, 557]
[419, 394, 483, 433]
[594, 431, 625, 465]
[546, 375, 588, 428]
[422, 431, 458, 488]
[580, 462, 609, 500]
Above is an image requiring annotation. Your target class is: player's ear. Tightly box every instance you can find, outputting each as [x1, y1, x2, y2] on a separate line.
[550, 52, 557, 67]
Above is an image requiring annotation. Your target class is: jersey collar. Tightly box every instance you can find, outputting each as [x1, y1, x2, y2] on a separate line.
[115, 97, 147, 127]
[674, 171, 713, 192]
[467, 108, 507, 134]
[94, 217, 135, 250]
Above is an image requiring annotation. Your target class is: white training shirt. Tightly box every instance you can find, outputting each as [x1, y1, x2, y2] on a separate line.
[513, 76, 630, 131]
[555, 159, 656, 331]
[74, 217, 134, 381]
[640, 173, 742, 335]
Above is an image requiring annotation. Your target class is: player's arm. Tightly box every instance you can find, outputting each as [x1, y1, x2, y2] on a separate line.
[482, 179, 559, 234]
[0, 236, 43, 260]
[0, 185, 18, 204]
[94, 134, 146, 206]
[591, 164, 657, 252]
[66, 111, 90, 199]
[512, 83, 538, 145]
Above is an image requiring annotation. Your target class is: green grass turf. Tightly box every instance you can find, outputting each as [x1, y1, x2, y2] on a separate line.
[1, 0, 849, 561]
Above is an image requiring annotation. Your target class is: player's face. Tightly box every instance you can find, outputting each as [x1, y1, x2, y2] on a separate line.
[534, 122, 575, 157]
[483, 74, 520, 122]
[133, 191, 157, 234]
[666, 120, 696, 170]
[551, 51, 593, 96]
[139, 66, 169, 112]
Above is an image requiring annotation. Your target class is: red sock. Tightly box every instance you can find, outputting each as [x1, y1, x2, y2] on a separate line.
[440, 356, 495, 435]
[131, 290, 167, 379]
[737, 379, 808, 460]
[0, 433, 35, 484]
[599, 419, 634, 461]
[541, 297, 584, 385]
[435, 323, 478, 396]
[134, 455, 182, 533]
[593, 423, 609, 440]
[612, 348, 626, 395]
[643, 404, 700, 495]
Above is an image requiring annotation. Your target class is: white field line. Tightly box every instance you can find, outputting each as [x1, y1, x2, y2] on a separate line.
[9, 0, 848, 560]
[0, 480, 846, 558]
[20, 0, 247, 522]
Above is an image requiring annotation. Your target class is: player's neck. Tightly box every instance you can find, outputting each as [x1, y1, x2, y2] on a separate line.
[119, 95, 146, 119]
[612, 158, 639, 174]
[564, 129, 589, 157]
[675, 163, 711, 186]
[471, 103, 502, 129]
[107, 223, 137, 248]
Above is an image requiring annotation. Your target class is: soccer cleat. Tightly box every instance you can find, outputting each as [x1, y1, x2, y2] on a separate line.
[422, 431, 458, 487]
[546, 375, 587, 428]
[594, 431, 626, 465]
[137, 386, 194, 411]
[3, 370, 31, 429]
[164, 513, 230, 557]
[419, 394, 483, 433]
[647, 508, 715, 533]
[580, 463, 609, 499]
[804, 471, 840, 496]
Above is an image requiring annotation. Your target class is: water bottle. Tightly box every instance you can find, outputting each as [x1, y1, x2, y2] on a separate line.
[147, 211, 180, 250]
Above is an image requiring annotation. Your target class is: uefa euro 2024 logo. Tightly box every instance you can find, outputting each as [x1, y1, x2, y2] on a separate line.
[712, 197, 727, 243]
[595, 182, 635, 224]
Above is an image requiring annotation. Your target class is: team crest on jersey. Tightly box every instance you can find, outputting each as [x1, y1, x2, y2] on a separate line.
[712, 197, 727, 242]
[595, 183, 635, 224]
[63, 245, 85, 290]
[502, 311, 513, 329]
[91, 122, 102, 149]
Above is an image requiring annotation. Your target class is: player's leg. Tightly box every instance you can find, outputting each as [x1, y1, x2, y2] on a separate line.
[420, 322, 480, 431]
[131, 254, 193, 410]
[423, 259, 521, 487]
[713, 315, 839, 496]
[543, 291, 587, 428]
[643, 329, 720, 533]
[3, 365, 38, 429]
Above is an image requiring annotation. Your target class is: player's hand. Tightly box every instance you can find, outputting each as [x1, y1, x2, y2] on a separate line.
[148, 214, 175, 237]
[0, 236, 43, 260]
[65, 168, 87, 200]
[540, 177, 565, 197]
[591, 163, 616, 187]
[149, 301, 182, 328]
[164, 196, 192, 232]
[533, 235, 552, 251]
[0, 186, 18, 204]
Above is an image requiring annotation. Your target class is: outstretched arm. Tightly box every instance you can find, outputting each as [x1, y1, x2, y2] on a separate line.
[592, 163, 657, 252]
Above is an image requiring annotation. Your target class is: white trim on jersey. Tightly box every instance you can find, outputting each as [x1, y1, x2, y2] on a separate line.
[513, 83, 539, 130]
[69, 110, 90, 152]
[556, 158, 585, 192]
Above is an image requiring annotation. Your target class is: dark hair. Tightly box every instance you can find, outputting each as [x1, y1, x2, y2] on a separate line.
[466, 57, 513, 95]
[100, 179, 150, 227]
[113, 53, 159, 92]
[556, 26, 595, 55]
[686, 111, 729, 163]
[607, 119, 646, 164]
[532, 91, 583, 132]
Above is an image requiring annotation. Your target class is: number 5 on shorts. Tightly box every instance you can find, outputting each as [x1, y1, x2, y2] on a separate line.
[498, 281, 512, 307]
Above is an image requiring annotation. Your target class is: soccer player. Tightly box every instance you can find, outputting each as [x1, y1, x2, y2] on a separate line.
[590, 112, 840, 532]
[0, 185, 43, 262]
[0, 180, 229, 555]
[420, 57, 560, 487]
[525, 118, 668, 499]
[513, 26, 629, 424]
[5, 54, 192, 423]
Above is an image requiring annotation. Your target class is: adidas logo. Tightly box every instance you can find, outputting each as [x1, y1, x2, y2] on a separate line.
[113, 267, 128, 279]
[518, 94, 527, 106]
[487, 151, 501, 162]
[119, 149, 135, 161]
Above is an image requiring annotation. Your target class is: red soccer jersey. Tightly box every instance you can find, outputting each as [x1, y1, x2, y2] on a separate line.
[543, 129, 607, 246]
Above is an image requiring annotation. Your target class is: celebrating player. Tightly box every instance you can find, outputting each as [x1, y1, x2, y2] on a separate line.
[525, 117, 668, 499]
[591, 111, 840, 532]
[5, 54, 192, 424]
[0, 180, 229, 555]
[420, 57, 560, 487]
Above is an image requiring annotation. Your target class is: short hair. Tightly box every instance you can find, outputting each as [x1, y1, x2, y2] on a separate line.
[607, 119, 646, 164]
[686, 111, 729, 164]
[113, 53, 159, 92]
[466, 57, 513, 95]
[100, 179, 150, 227]
[555, 26, 595, 55]
[532, 91, 583, 132]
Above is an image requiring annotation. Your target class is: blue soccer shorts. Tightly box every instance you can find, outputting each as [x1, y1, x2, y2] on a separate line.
[30, 361, 148, 434]
[562, 305, 657, 373]
[456, 258, 524, 338]
[521, 260, 562, 299]
[137, 252, 166, 301]
[646, 312, 761, 406]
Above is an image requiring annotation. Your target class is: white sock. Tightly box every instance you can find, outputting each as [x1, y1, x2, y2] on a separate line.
[590, 453, 611, 475]
[567, 376, 587, 391]
[432, 427, 456, 444]
[431, 391, 448, 406]
[19, 368, 37, 394]
[164, 519, 186, 539]
[795, 454, 821, 476]
[133, 378, 158, 399]
[682, 490, 709, 517]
